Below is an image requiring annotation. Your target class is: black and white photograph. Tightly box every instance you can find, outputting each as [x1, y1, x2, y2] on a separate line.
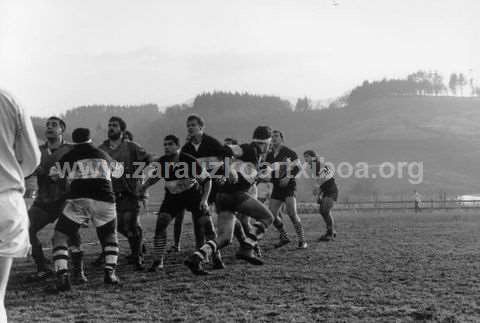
[0, 0, 479, 322]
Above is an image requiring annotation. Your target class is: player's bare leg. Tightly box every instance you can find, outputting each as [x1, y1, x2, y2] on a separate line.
[318, 197, 336, 241]
[284, 196, 307, 249]
[0, 257, 13, 322]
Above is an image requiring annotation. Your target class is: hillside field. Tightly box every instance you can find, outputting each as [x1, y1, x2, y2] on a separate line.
[6, 209, 480, 322]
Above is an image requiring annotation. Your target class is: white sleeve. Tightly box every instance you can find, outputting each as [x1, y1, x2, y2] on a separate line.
[15, 103, 41, 176]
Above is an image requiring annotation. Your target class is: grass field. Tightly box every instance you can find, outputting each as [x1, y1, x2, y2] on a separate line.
[6, 210, 480, 322]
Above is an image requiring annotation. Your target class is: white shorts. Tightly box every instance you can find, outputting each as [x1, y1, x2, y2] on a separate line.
[63, 198, 116, 228]
[0, 191, 30, 258]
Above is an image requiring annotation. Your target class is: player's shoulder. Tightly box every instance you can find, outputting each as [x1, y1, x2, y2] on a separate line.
[180, 151, 198, 163]
[124, 140, 145, 151]
[282, 145, 298, 158]
[203, 133, 222, 146]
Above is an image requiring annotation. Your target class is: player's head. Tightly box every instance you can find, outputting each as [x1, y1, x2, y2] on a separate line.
[164, 134, 180, 155]
[186, 114, 205, 137]
[303, 150, 317, 164]
[72, 128, 91, 144]
[108, 116, 126, 141]
[124, 130, 133, 141]
[272, 130, 284, 146]
[252, 126, 272, 154]
[45, 116, 66, 140]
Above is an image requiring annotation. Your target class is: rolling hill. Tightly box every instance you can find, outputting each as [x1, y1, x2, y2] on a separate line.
[32, 95, 480, 202]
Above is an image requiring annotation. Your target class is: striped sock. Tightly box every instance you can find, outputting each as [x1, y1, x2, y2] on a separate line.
[153, 234, 167, 263]
[53, 246, 69, 272]
[104, 242, 119, 270]
[194, 240, 217, 261]
[293, 221, 306, 243]
[273, 218, 289, 241]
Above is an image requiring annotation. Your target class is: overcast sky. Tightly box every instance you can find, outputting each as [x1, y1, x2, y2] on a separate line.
[0, 0, 478, 116]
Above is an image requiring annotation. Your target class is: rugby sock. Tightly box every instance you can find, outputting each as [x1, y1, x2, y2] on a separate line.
[274, 219, 289, 242]
[53, 246, 69, 272]
[293, 221, 306, 243]
[104, 242, 119, 270]
[153, 234, 167, 262]
[194, 240, 217, 261]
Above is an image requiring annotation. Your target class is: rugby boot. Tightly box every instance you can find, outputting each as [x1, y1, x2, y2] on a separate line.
[184, 253, 209, 275]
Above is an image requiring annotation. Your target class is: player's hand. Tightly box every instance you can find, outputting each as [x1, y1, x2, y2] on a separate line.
[48, 166, 60, 182]
[228, 169, 238, 184]
[200, 198, 209, 212]
[313, 187, 320, 196]
[279, 177, 290, 187]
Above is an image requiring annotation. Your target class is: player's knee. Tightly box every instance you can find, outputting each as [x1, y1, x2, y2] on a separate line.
[97, 219, 117, 243]
[155, 213, 171, 235]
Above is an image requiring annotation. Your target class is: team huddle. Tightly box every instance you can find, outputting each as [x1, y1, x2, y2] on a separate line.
[1, 90, 339, 299]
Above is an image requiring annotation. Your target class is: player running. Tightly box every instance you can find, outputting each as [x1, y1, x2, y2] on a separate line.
[303, 150, 338, 241]
[266, 130, 307, 249]
[98, 117, 154, 270]
[27, 117, 85, 282]
[51, 128, 120, 291]
[184, 126, 275, 275]
[139, 135, 212, 272]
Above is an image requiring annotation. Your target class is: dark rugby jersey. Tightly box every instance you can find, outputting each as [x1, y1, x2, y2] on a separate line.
[312, 160, 338, 198]
[99, 140, 153, 196]
[220, 143, 267, 193]
[181, 133, 229, 174]
[151, 152, 209, 194]
[265, 145, 301, 185]
[34, 141, 72, 203]
[58, 143, 115, 203]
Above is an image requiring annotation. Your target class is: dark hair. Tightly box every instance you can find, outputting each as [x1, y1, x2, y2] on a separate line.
[47, 116, 66, 132]
[164, 134, 180, 146]
[186, 114, 205, 127]
[303, 150, 317, 158]
[109, 116, 127, 132]
[231, 138, 238, 145]
[273, 130, 284, 141]
[252, 125, 272, 140]
[124, 130, 133, 141]
[72, 128, 91, 144]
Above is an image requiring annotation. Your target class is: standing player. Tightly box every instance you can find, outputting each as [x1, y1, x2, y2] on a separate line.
[51, 128, 120, 291]
[138, 135, 212, 272]
[266, 130, 307, 249]
[99, 117, 154, 270]
[27, 117, 84, 282]
[303, 150, 338, 241]
[184, 126, 275, 275]
[0, 89, 40, 321]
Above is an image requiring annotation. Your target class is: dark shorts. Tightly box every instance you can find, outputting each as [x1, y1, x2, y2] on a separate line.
[159, 187, 207, 218]
[215, 191, 251, 213]
[115, 193, 141, 215]
[270, 181, 296, 201]
[28, 200, 65, 225]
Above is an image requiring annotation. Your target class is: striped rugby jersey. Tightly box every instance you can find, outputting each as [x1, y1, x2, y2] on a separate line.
[57, 143, 116, 203]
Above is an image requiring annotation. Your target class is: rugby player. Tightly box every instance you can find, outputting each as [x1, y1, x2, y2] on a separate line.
[184, 126, 275, 275]
[98, 117, 154, 270]
[138, 135, 212, 272]
[175, 115, 226, 267]
[51, 128, 120, 291]
[27, 117, 85, 282]
[266, 130, 307, 249]
[0, 89, 40, 321]
[304, 150, 338, 241]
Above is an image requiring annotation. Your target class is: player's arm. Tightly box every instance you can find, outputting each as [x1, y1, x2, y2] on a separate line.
[191, 156, 211, 210]
[14, 103, 41, 176]
[139, 158, 163, 194]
